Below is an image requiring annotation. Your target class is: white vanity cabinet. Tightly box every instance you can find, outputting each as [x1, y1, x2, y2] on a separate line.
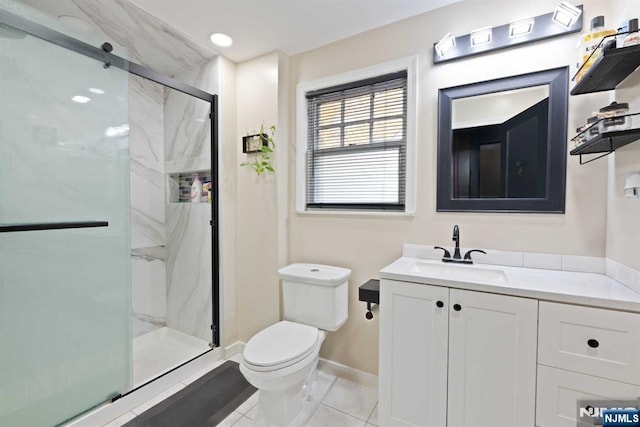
[536, 302, 640, 427]
[447, 288, 538, 427]
[379, 279, 538, 427]
[379, 280, 449, 426]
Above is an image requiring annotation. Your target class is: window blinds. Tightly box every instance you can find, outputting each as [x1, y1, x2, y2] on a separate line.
[306, 71, 407, 211]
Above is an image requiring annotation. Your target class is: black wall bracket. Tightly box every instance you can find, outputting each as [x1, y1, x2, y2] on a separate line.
[359, 279, 380, 320]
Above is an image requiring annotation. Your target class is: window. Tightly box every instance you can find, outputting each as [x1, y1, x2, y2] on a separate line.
[304, 71, 408, 211]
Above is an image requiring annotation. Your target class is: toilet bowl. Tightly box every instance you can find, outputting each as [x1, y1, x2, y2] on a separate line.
[239, 263, 351, 427]
[240, 321, 327, 426]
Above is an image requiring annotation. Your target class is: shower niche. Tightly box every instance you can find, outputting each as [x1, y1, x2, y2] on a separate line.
[167, 169, 213, 203]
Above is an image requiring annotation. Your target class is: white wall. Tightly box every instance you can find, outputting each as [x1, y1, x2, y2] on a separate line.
[606, 1, 640, 273]
[218, 56, 239, 345]
[235, 52, 283, 342]
[287, 0, 612, 374]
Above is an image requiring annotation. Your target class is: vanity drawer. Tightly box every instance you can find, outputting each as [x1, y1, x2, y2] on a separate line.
[538, 302, 640, 384]
[536, 365, 640, 427]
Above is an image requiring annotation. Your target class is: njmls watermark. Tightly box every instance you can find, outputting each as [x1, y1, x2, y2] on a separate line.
[578, 399, 640, 426]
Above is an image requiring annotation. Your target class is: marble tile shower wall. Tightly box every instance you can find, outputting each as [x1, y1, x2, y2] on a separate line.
[164, 58, 219, 343]
[15, 0, 220, 340]
[129, 75, 167, 337]
[71, 0, 214, 76]
[164, 58, 216, 162]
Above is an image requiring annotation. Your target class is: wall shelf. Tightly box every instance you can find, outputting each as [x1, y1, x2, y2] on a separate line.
[570, 128, 640, 164]
[571, 44, 640, 96]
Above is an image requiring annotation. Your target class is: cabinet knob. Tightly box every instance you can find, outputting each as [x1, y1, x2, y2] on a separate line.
[453, 303, 462, 311]
[436, 301, 444, 308]
[587, 339, 600, 348]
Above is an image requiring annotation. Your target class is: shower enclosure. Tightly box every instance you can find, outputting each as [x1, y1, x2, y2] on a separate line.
[0, 1, 219, 425]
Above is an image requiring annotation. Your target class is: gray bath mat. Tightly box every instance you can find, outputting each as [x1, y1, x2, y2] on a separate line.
[124, 360, 256, 427]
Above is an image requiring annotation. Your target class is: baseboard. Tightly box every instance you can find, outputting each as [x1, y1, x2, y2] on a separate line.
[224, 341, 245, 359]
[318, 358, 378, 389]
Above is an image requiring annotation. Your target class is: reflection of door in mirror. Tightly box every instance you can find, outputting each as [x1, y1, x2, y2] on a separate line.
[451, 85, 549, 199]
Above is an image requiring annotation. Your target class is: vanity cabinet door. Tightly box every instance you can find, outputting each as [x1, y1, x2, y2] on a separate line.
[379, 279, 449, 427]
[447, 289, 538, 427]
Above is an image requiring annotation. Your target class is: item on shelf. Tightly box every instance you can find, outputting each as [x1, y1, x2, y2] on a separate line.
[202, 182, 212, 203]
[577, 16, 617, 82]
[623, 19, 640, 47]
[573, 127, 587, 149]
[191, 173, 203, 203]
[585, 116, 600, 141]
[597, 102, 632, 133]
[617, 19, 630, 48]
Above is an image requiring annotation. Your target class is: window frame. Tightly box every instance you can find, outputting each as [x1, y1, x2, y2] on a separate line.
[296, 57, 418, 215]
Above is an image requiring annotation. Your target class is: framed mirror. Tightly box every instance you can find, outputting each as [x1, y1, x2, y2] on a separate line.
[437, 67, 569, 213]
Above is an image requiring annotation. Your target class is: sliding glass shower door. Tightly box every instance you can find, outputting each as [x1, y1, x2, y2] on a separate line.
[0, 5, 131, 426]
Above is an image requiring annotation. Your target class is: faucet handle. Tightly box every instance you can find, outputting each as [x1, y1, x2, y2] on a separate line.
[434, 246, 452, 260]
[463, 249, 486, 263]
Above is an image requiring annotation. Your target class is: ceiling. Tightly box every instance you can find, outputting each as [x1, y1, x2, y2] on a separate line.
[127, 0, 463, 63]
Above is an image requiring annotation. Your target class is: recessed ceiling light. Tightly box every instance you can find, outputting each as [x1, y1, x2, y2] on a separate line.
[89, 88, 105, 94]
[72, 95, 91, 104]
[58, 15, 94, 34]
[209, 33, 232, 47]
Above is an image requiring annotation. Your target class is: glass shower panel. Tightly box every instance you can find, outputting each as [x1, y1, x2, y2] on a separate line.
[0, 6, 131, 427]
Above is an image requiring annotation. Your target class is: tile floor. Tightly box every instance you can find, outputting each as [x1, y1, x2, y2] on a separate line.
[132, 326, 211, 387]
[103, 352, 379, 427]
[218, 377, 379, 427]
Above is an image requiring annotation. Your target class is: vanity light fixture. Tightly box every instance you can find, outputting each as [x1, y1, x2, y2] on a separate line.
[470, 27, 492, 46]
[433, 5, 582, 64]
[552, 2, 582, 28]
[209, 32, 232, 47]
[435, 33, 456, 57]
[509, 18, 535, 37]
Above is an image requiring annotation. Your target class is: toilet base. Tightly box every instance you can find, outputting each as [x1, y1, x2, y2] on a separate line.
[253, 368, 336, 427]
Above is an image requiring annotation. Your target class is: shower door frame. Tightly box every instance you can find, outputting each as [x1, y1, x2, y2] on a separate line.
[0, 2, 221, 368]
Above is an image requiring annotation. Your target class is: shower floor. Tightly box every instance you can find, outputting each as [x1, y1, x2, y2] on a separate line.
[132, 327, 211, 388]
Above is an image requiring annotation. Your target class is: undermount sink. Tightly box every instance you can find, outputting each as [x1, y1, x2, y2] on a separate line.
[408, 261, 508, 284]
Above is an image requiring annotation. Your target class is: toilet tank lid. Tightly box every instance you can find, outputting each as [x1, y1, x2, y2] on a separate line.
[278, 263, 351, 286]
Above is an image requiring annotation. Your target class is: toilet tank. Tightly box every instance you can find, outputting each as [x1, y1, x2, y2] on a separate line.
[278, 263, 351, 331]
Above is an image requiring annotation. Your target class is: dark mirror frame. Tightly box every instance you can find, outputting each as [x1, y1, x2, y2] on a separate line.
[437, 67, 569, 213]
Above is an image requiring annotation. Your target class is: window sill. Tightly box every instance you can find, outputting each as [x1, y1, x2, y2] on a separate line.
[295, 209, 416, 218]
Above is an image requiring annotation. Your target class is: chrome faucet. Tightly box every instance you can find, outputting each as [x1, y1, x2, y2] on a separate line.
[434, 224, 486, 264]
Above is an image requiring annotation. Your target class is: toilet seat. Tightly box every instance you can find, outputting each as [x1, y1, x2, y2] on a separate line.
[243, 321, 320, 372]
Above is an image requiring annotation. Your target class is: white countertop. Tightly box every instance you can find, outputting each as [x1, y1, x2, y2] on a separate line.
[380, 257, 640, 313]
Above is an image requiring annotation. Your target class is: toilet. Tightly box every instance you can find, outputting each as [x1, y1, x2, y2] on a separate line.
[239, 263, 351, 427]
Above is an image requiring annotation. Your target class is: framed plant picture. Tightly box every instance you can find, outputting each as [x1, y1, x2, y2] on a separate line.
[242, 133, 268, 153]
